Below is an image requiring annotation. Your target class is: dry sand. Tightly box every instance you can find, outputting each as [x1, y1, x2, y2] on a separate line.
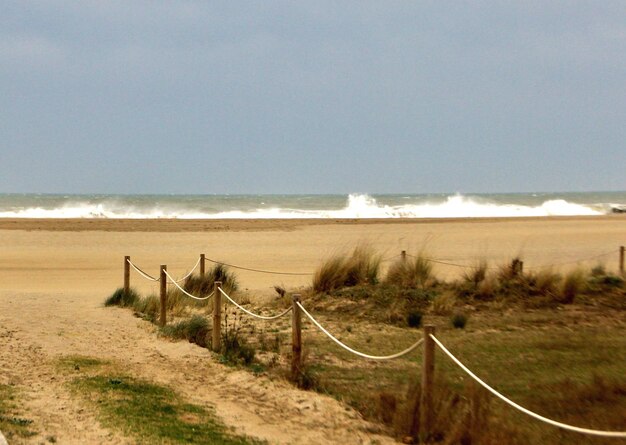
[0, 216, 625, 444]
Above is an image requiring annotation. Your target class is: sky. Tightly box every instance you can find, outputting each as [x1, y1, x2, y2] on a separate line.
[1, 1, 625, 195]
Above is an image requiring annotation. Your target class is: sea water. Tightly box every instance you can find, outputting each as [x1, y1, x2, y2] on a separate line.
[0, 192, 625, 219]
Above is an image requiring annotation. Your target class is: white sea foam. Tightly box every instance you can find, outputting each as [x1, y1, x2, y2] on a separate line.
[0, 194, 604, 219]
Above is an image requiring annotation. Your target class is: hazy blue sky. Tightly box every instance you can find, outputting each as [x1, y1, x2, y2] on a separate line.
[1, 1, 625, 194]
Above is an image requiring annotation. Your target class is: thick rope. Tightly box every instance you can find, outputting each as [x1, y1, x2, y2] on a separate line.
[430, 334, 626, 438]
[206, 257, 312, 276]
[218, 287, 293, 320]
[296, 302, 424, 360]
[172, 256, 202, 283]
[127, 258, 159, 282]
[163, 270, 214, 301]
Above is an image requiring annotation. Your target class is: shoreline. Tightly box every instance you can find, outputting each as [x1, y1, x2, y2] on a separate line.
[0, 214, 624, 232]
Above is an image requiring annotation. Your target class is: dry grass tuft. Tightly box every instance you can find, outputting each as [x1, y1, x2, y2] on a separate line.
[385, 252, 434, 289]
[312, 244, 381, 293]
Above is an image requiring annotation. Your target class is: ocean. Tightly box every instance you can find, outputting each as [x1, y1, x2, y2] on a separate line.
[0, 192, 625, 219]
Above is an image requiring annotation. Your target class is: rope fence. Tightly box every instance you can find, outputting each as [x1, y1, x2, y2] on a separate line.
[119, 248, 626, 439]
[205, 257, 313, 276]
[126, 246, 625, 289]
[296, 301, 423, 360]
[164, 269, 214, 301]
[126, 258, 159, 282]
[218, 287, 292, 320]
[430, 333, 626, 438]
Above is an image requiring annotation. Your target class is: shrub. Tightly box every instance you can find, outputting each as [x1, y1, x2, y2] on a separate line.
[220, 310, 256, 366]
[451, 312, 468, 329]
[132, 294, 160, 321]
[498, 257, 524, 282]
[432, 293, 457, 315]
[463, 259, 488, 288]
[393, 380, 521, 444]
[184, 263, 238, 296]
[161, 315, 210, 348]
[105, 288, 140, 308]
[291, 355, 322, 390]
[527, 269, 561, 298]
[221, 330, 255, 366]
[559, 269, 585, 304]
[407, 310, 423, 328]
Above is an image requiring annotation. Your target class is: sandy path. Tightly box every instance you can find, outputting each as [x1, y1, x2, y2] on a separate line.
[0, 289, 394, 444]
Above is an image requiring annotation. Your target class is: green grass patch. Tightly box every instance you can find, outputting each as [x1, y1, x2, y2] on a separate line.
[161, 315, 211, 348]
[0, 383, 38, 440]
[294, 308, 626, 444]
[63, 356, 261, 445]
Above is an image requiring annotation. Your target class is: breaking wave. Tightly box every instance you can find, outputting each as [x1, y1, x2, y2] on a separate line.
[0, 193, 607, 219]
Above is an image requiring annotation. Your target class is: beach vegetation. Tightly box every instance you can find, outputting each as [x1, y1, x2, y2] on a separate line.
[431, 293, 457, 316]
[164, 265, 240, 316]
[406, 310, 422, 328]
[312, 244, 381, 293]
[160, 315, 211, 348]
[385, 252, 433, 289]
[131, 294, 160, 322]
[451, 311, 468, 329]
[220, 309, 256, 367]
[104, 287, 140, 308]
[291, 355, 322, 391]
[61, 356, 259, 445]
[184, 263, 238, 298]
[0, 384, 37, 440]
[559, 269, 585, 304]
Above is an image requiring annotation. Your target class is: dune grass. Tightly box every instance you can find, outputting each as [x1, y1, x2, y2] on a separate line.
[60, 355, 262, 445]
[299, 249, 626, 442]
[385, 252, 434, 289]
[312, 244, 381, 293]
[160, 315, 211, 348]
[290, 305, 626, 444]
[0, 384, 37, 441]
[104, 288, 140, 308]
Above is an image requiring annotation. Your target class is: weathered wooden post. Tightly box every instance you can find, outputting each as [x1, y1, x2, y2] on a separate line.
[291, 294, 302, 380]
[420, 325, 435, 442]
[160, 265, 167, 327]
[620, 246, 625, 276]
[401, 250, 407, 262]
[124, 256, 130, 295]
[212, 281, 222, 351]
[200, 253, 205, 277]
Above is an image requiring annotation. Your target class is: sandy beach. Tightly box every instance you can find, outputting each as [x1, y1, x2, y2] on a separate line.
[1, 215, 625, 444]
[1, 215, 624, 295]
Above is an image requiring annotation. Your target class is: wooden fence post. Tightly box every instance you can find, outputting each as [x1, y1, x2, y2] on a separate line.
[124, 256, 130, 295]
[401, 250, 407, 262]
[420, 325, 435, 442]
[291, 294, 302, 380]
[160, 265, 167, 327]
[200, 253, 205, 277]
[212, 281, 222, 352]
[620, 246, 624, 276]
